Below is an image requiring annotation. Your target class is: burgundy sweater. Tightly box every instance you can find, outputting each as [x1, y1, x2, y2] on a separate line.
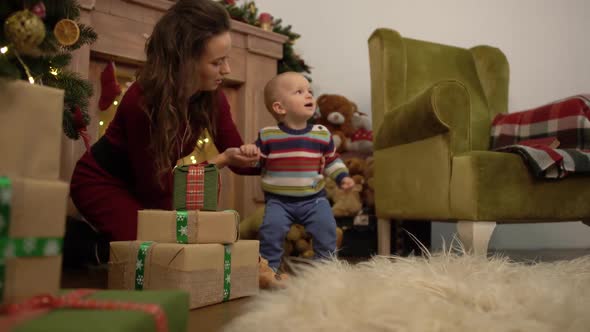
[73, 83, 256, 211]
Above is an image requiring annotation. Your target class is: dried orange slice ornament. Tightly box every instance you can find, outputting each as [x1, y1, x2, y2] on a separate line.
[53, 19, 80, 46]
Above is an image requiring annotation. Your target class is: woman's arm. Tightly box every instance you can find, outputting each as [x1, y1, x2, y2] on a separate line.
[211, 91, 261, 175]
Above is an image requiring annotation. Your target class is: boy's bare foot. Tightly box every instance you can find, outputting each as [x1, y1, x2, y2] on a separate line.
[259, 256, 289, 289]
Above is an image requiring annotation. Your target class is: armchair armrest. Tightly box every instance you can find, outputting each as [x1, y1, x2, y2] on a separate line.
[374, 80, 471, 155]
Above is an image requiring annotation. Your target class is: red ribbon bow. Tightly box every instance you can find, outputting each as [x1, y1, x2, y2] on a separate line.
[0, 289, 168, 332]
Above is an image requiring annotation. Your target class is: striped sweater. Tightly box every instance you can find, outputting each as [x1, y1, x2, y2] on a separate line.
[255, 123, 349, 197]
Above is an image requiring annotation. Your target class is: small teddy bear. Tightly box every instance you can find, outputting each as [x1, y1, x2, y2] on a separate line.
[363, 156, 375, 207]
[344, 157, 367, 177]
[283, 223, 343, 259]
[347, 111, 373, 154]
[325, 177, 363, 217]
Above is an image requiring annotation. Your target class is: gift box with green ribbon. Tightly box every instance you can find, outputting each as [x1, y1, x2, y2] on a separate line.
[0, 177, 68, 304]
[137, 210, 240, 244]
[108, 240, 259, 309]
[0, 80, 64, 180]
[3, 289, 189, 332]
[173, 164, 220, 211]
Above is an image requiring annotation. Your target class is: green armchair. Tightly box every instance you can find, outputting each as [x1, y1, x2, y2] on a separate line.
[368, 28, 590, 255]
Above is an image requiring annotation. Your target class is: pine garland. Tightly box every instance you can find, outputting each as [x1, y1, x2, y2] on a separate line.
[0, 0, 97, 140]
[2, 0, 309, 140]
[218, 0, 312, 81]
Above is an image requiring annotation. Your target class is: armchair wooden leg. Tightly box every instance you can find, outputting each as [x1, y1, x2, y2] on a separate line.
[456, 221, 496, 256]
[377, 218, 391, 256]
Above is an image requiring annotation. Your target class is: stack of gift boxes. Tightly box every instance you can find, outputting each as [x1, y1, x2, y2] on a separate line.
[0, 81, 69, 305]
[108, 164, 260, 309]
[1, 80, 258, 331]
[0, 81, 190, 332]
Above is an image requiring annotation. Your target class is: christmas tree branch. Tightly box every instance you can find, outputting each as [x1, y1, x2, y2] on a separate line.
[65, 24, 97, 51]
[217, 0, 312, 80]
[1, 0, 97, 141]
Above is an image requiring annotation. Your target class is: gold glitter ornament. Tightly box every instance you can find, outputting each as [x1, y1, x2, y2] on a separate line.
[3, 10, 46, 53]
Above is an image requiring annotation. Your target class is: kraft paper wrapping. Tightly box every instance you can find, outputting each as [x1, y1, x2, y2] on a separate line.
[3, 256, 63, 305]
[0, 80, 64, 180]
[1, 178, 68, 304]
[108, 240, 259, 309]
[6, 178, 68, 238]
[137, 210, 239, 244]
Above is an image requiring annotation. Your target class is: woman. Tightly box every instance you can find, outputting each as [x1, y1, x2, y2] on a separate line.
[70, 0, 258, 241]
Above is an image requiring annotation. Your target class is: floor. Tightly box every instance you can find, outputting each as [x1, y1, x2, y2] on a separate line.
[60, 248, 590, 331]
[489, 248, 590, 262]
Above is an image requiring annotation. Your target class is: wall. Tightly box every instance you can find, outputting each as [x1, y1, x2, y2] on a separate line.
[253, 0, 590, 249]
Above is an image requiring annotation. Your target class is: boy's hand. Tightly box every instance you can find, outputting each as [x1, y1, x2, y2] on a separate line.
[339, 177, 355, 191]
[240, 144, 260, 158]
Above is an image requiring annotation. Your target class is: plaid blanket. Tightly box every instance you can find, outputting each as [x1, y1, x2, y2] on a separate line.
[490, 94, 590, 178]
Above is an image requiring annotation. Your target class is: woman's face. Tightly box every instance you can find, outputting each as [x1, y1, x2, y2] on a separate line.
[196, 31, 231, 92]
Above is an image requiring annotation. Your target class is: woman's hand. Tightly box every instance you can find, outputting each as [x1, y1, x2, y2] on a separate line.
[212, 147, 259, 169]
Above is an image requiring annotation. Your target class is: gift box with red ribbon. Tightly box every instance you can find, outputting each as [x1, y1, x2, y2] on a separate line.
[0, 289, 189, 332]
[172, 164, 220, 211]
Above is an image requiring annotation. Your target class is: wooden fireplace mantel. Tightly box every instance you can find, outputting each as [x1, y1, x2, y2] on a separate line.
[62, 0, 287, 219]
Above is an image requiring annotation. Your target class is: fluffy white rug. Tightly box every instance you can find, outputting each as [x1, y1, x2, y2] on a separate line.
[224, 251, 590, 332]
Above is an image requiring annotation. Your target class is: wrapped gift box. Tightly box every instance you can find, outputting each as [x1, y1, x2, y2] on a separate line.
[7, 289, 189, 332]
[1, 178, 68, 238]
[137, 209, 239, 244]
[108, 240, 259, 309]
[0, 80, 64, 180]
[173, 164, 220, 211]
[1, 177, 68, 304]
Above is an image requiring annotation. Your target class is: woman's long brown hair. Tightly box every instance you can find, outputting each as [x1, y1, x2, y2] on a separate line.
[137, 0, 230, 186]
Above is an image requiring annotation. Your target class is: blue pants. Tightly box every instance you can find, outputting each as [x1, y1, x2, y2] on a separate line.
[259, 194, 337, 270]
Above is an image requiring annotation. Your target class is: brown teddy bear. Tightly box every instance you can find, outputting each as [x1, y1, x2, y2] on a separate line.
[344, 157, 368, 205]
[342, 156, 375, 208]
[241, 207, 344, 263]
[344, 157, 367, 177]
[352, 174, 365, 186]
[316, 94, 357, 152]
[363, 156, 375, 207]
[283, 223, 344, 259]
[325, 177, 363, 217]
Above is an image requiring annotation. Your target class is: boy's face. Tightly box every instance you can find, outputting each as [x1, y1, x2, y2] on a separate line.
[275, 74, 315, 123]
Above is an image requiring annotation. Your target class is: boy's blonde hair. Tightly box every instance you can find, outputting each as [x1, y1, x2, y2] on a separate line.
[263, 72, 300, 121]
